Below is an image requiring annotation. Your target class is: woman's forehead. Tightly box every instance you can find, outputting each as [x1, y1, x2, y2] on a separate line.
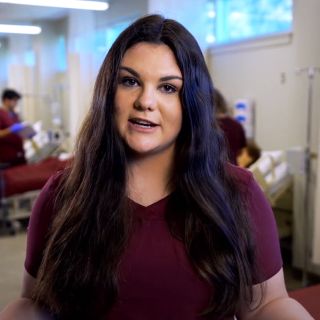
[120, 42, 182, 77]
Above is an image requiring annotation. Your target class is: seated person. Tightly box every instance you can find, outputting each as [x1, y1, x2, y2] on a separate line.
[214, 89, 247, 165]
[237, 139, 262, 168]
[0, 89, 28, 167]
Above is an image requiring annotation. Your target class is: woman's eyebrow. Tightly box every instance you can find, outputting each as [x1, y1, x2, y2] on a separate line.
[119, 66, 183, 82]
[119, 66, 140, 78]
[159, 76, 183, 82]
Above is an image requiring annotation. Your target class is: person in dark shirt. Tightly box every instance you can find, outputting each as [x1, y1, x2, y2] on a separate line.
[0, 89, 26, 167]
[237, 139, 262, 168]
[214, 89, 247, 165]
[0, 15, 312, 320]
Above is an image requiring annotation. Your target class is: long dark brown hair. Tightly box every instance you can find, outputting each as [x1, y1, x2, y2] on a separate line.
[33, 15, 256, 319]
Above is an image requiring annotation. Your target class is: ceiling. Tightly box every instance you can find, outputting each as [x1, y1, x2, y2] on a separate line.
[0, 1, 110, 40]
[0, 4, 68, 23]
[0, 0, 112, 24]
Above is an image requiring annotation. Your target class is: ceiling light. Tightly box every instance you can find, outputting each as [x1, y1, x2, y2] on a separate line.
[0, 0, 109, 11]
[0, 24, 41, 34]
[208, 10, 216, 19]
[206, 34, 216, 44]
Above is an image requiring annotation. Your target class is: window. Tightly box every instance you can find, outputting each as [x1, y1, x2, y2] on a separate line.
[206, 0, 293, 45]
[24, 50, 36, 67]
[94, 20, 132, 65]
[56, 36, 67, 72]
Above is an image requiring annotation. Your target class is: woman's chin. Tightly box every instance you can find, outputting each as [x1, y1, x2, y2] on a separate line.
[124, 139, 176, 159]
[127, 145, 158, 157]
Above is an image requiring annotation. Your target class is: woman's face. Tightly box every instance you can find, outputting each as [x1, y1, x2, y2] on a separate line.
[114, 42, 183, 158]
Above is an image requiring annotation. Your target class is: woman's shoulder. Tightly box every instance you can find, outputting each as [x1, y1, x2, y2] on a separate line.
[226, 163, 270, 208]
[226, 163, 253, 191]
[34, 170, 65, 205]
[29, 170, 66, 229]
[227, 164, 282, 283]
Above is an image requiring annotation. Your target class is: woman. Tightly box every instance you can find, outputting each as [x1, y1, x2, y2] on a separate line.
[214, 88, 247, 165]
[0, 14, 312, 320]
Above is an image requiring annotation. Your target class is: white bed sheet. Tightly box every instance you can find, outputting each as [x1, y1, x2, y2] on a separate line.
[249, 150, 292, 203]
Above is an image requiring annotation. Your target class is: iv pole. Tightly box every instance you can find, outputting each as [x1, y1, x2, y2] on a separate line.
[296, 66, 320, 286]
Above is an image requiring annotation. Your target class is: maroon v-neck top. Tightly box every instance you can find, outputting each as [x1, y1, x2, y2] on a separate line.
[0, 108, 25, 165]
[25, 167, 282, 319]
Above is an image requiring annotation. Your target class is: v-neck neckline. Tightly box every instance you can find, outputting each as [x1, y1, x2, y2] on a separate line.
[128, 193, 171, 209]
[128, 194, 172, 220]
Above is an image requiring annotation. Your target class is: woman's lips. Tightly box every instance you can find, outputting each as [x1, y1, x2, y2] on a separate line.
[128, 118, 159, 132]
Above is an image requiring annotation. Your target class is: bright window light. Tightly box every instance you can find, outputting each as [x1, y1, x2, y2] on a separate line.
[208, 10, 216, 18]
[0, 0, 109, 11]
[206, 34, 216, 43]
[207, 0, 293, 45]
[0, 24, 41, 34]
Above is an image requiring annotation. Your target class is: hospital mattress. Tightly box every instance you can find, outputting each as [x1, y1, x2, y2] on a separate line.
[255, 150, 286, 176]
[265, 161, 291, 196]
[249, 150, 292, 205]
[0, 154, 71, 234]
[1, 157, 70, 197]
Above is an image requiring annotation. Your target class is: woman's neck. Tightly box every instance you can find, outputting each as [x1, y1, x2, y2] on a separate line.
[127, 149, 175, 207]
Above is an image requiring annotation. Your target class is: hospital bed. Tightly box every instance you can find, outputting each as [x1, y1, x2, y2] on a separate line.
[0, 123, 71, 234]
[248, 150, 294, 240]
[248, 150, 293, 207]
[0, 157, 70, 234]
[248, 148, 320, 277]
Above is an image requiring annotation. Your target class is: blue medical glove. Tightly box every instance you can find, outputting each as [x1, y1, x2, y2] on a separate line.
[27, 131, 36, 139]
[9, 123, 25, 133]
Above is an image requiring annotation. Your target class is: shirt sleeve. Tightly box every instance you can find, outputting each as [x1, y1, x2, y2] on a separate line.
[24, 173, 61, 278]
[245, 173, 283, 284]
[0, 110, 23, 144]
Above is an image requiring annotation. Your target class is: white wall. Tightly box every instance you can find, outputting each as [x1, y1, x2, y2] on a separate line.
[6, 34, 37, 122]
[33, 19, 68, 129]
[0, 38, 9, 90]
[207, 0, 320, 152]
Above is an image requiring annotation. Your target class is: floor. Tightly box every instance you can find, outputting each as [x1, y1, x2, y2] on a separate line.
[0, 228, 319, 311]
[0, 232, 25, 309]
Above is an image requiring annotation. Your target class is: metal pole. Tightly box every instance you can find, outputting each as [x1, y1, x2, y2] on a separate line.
[296, 66, 320, 286]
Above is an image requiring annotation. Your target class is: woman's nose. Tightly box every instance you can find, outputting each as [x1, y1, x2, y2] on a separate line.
[134, 87, 156, 111]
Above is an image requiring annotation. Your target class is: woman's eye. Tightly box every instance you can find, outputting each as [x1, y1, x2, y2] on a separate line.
[120, 77, 139, 87]
[161, 84, 177, 93]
